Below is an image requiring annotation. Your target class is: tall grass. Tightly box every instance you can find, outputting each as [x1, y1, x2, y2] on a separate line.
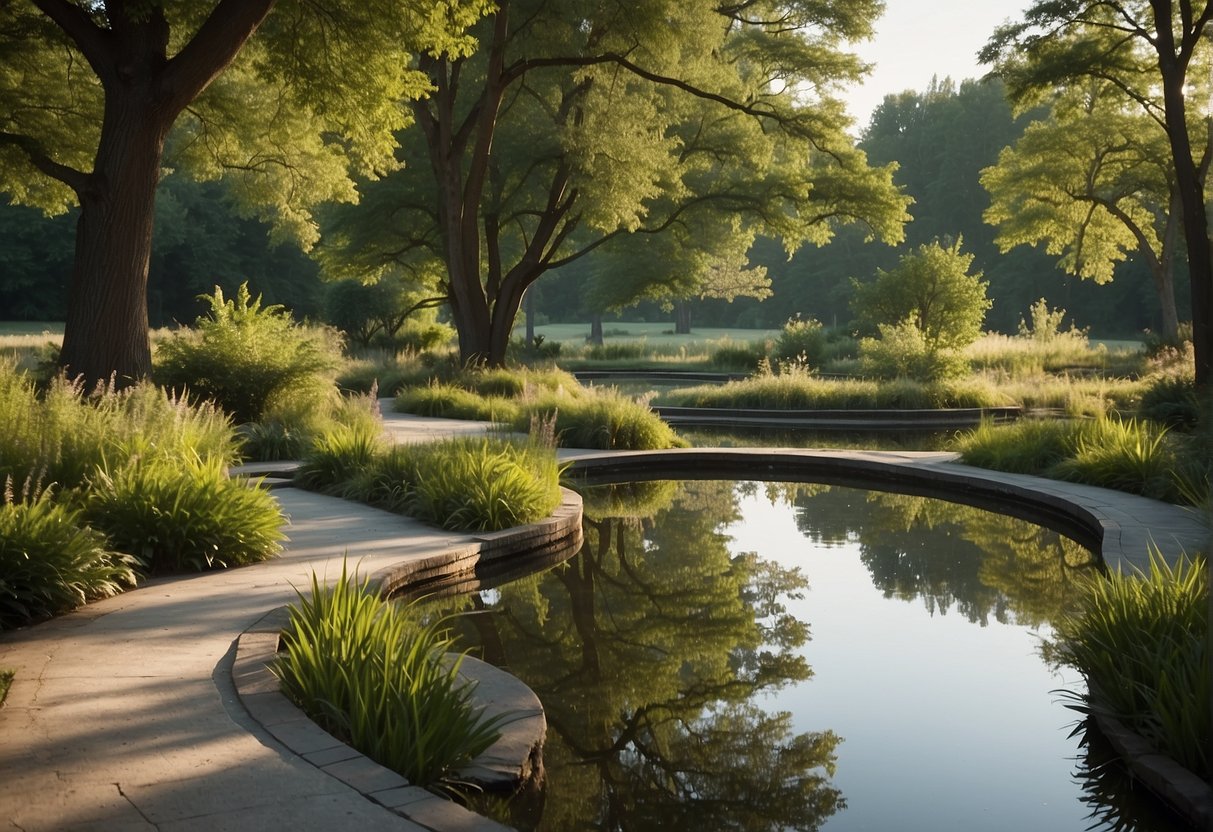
[1, 484, 137, 628]
[956, 416, 1203, 504]
[274, 566, 506, 788]
[298, 430, 563, 532]
[514, 389, 686, 450]
[1046, 553, 1209, 780]
[0, 362, 237, 491]
[659, 371, 1009, 409]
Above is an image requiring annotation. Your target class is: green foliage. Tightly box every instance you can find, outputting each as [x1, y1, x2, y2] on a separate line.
[773, 317, 828, 369]
[852, 239, 991, 352]
[858, 320, 971, 381]
[1046, 553, 1209, 780]
[83, 456, 285, 574]
[298, 431, 562, 532]
[0, 485, 137, 629]
[958, 416, 1201, 504]
[154, 284, 344, 424]
[955, 418, 1079, 474]
[707, 339, 771, 373]
[0, 668, 12, 705]
[662, 370, 1005, 410]
[1051, 418, 1180, 502]
[0, 362, 237, 491]
[1138, 371, 1201, 431]
[274, 565, 506, 788]
[515, 389, 686, 451]
[394, 383, 519, 422]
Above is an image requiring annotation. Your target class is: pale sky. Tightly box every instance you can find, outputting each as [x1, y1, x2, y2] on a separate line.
[843, 1, 1030, 129]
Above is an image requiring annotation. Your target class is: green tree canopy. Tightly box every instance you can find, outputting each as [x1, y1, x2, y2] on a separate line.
[851, 238, 991, 351]
[319, 0, 911, 367]
[981, 0, 1213, 384]
[982, 81, 1190, 340]
[0, 0, 489, 383]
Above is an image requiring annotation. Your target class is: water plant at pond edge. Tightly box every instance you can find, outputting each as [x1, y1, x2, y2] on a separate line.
[1045, 553, 1209, 782]
[955, 416, 1209, 504]
[274, 565, 506, 790]
[0, 484, 136, 628]
[297, 431, 562, 532]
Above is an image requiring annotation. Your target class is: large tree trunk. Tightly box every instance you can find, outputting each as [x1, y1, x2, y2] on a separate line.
[59, 97, 169, 386]
[674, 300, 692, 334]
[587, 315, 604, 346]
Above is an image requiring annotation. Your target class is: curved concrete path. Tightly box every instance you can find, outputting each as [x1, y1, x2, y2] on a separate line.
[1, 412, 1208, 832]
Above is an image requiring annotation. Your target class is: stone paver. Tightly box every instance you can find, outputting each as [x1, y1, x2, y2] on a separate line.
[2, 411, 1208, 832]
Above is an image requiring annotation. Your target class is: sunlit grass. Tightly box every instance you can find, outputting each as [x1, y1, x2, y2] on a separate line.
[274, 564, 506, 789]
[1046, 552, 1209, 781]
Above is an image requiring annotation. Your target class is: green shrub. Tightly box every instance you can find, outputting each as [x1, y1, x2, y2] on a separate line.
[392, 438, 562, 531]
[154, 283, 344, 423]
[0, 486, 136, 628]
[394, 383, 519, 421]
[1138, 372, 1201, 430]
[515, 389, 685, 450]
[708, 340, 770, 372]
[773, 317, 827, 369]
[1046, 553, 1208, 780]
[585, 341, 648, 362]
[84, 456, 285, 574]
[274, 566, 505, 788]
[295, 421, 387, 494]
[858, 321, 970, 381]
[1050, 418, 1179, 502]
[660, 372, 1004, 410]
[298, 433, 562, 532]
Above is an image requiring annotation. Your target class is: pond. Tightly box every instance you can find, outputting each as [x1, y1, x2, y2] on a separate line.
[437, 479, 1187, 831]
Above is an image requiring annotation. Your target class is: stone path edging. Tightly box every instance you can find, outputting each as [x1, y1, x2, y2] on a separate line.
[224, 488, 582, 832]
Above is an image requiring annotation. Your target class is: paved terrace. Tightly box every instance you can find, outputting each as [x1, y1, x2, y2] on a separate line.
[1, 412, 1208, 831]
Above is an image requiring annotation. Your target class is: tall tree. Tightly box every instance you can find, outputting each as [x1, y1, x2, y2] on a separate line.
[981, 0, 1213, 384]
[0, 0, 488, 384]
[321, 0, 910, 367]
[983, 81, 1188, 339]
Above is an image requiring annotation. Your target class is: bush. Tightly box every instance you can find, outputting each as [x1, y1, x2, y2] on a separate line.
[395, 383, 519, 422]
[858, 321, 971, 382]
[84, 456, 285, 574]
[298, 432, 563, 532]
[154, 283, 344, 423]
[515, 389, 685, 450]
[773, 317, 827, 369]
[0, 485, 137, 629]
[275, 566, 505, 788]
[709, 340, 770, 373]
[1138, 371, 1200, 430]
[1046, 553, 1208, 780]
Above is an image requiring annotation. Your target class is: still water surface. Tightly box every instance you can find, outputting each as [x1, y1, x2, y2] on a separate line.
[444, 480, 1182, 831]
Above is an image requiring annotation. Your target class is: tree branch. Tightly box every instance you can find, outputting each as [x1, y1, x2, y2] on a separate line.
[161, 0, 276, 115]
[0, 130, 90, 194]
[30, 0, 113, 79]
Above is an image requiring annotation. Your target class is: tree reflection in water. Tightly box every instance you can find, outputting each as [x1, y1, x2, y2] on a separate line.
[451, 479, 843, 831]
[441, 480, 1155, 831]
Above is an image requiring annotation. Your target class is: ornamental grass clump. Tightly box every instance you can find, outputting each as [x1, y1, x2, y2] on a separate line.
[297, 428, 563, 532]
[0, 482, 137, 628]
[394, 382, 519, 422]
[1046, 553, 1208, 780]
[83, 456, 285, 574]
[274, 566, 506, 788]
[515, 389, 685, 450]
[955, 418, 1080, 474]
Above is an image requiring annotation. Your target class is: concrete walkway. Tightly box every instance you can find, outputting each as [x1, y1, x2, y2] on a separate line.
[1, 412, 1208, 831]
